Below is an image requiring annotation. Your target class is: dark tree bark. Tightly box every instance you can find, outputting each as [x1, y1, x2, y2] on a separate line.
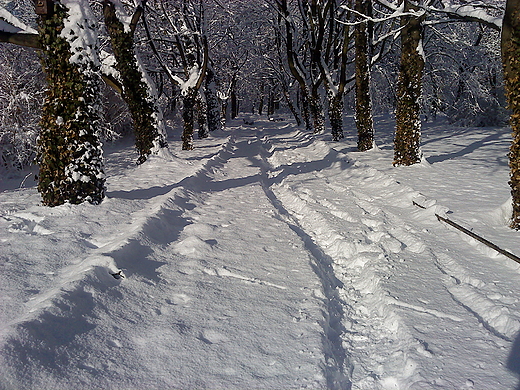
[326, 1, 351, 142]
[103, 0, 165, 165]
[355, 0, 374, 151]
[393, 0, 425, 166]
[37, 1, 105, 206]
[197, 94, 209, 139]
[310, 87, 325, 134]
[182, 88, 197, 150]
[502, 0, 520, 229]
[277, 0, 314, 132]
[204, 65, 222, 132]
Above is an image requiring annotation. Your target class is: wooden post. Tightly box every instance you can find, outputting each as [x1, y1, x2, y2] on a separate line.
[35, 0, 53, 16]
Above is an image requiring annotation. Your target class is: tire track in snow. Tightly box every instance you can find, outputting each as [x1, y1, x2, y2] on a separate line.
[257, 132, 441, 389]
[251, 131, 352, 389]
[433, 250, 520, 341]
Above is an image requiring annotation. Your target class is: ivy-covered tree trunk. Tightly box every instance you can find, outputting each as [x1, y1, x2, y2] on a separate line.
[204, 66, 222, 132]
[103, 0, 166, 165]
[502, 0, 520, 229]
[355, 0, 374, 151]
[37, 1, 105, 206]
[393, 0, 424, 166]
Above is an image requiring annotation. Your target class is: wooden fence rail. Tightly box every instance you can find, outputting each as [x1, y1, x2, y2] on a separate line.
[412, 201, 520, 265]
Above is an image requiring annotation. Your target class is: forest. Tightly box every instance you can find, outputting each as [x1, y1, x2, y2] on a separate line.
[0, 0, 518, 227]
[2, 2, 520, 389]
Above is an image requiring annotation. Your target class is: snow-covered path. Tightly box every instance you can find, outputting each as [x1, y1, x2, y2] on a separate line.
[262, 126, 520, 389]
[1, 118, 520, 389]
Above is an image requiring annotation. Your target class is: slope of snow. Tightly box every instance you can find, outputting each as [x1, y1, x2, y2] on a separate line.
[1, 116, 519, 389]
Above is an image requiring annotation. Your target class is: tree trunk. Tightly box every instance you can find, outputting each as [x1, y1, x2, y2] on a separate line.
[282, 86, 302, 126]
[502, 0, 520, 229]
[204, 66, 222, 132]
[299, 87, 313, 132]
[103, 0, 163, 165]
[329, 92, 344, 141]
[231, 90, 238, 119]
[268, 90, 275, 116]
[355, 0, 374, 151]
[37, 1, 105, 206]
[310, 87, 325, 134]
[197, 93, 209, 139]
[182, 88, 197, 150]
[393, 0, 424, 166]
[278, 0, 314, 133]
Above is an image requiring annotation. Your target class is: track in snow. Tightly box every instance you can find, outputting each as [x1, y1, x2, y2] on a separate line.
[253, 126, 520, 389]
[2, 121, 520, 390]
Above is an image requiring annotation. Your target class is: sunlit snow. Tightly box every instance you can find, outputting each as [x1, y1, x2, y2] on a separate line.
[1, 116, 520, 389]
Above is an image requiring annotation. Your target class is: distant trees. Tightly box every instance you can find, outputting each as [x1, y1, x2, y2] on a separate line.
[501, 0, 520, 229]
[0, 46, 43, 171]
[274, 0, 351, 139]
[0, 0, 514, 212]
[137, 0, 210, 150]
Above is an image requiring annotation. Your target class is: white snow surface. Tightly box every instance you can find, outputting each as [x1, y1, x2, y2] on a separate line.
[1, 116, 520, 389]
[61, 0, 100, 68]
[0, 7, 37, 34]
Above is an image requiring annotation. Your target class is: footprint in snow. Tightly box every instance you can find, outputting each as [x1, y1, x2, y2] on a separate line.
[5, 213, 53, 235]
[167, 294, 191, 305]
[172, 236, 216, 258]
[198, 329, 228, 344]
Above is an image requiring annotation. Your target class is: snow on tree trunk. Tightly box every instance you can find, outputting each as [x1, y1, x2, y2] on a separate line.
[502, 0, 520, 229]
[103, 0, 167, 165]
[355, 0, 374, 151]
[204, 66, 222, 132]
[393, 0, 425, 166]
[37, 1, 105, 206]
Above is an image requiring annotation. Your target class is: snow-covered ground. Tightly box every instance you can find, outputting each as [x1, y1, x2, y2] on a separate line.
[1, 116, 520, 390]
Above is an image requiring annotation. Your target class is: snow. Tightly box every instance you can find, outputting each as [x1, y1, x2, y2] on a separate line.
[435, 2, 503, 29]
[0, 7, 37, 34]
[61, 0, 101, 68]
[181, 64, 202, 96]
[1, 115, 520, 389]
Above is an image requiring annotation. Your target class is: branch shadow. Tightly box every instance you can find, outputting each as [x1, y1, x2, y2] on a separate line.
[426, 132, 506, 164]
